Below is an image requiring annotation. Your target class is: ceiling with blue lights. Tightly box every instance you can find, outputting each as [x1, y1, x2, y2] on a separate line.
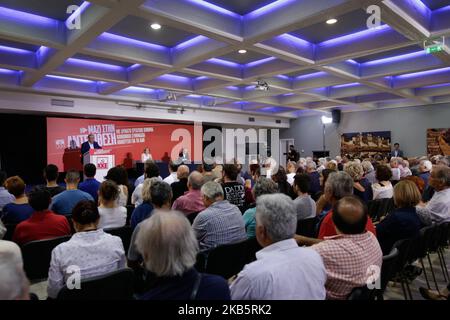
[0, 0, 449, 118]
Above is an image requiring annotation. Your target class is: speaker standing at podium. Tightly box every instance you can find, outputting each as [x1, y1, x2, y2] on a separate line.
[80, 134, 102, 156]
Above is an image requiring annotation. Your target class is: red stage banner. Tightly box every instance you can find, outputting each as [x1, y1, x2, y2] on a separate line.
[47, 117, 199, 171]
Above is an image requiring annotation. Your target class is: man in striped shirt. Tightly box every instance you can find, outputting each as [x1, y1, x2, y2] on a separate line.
[193, 181, 247, 251]
[312, 196, 382, 300]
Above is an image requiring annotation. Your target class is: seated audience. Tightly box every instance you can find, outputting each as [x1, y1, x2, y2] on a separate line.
[401, 159, 412, 178]
[105, 166, 129, 207]
[372, 165, 393, 200]
[135, 160, 156, 187]
[98, 180, 127, 229]
[202, 161, 216, 183]
[193, 181, 246, 251]
[221, 164, 248, 213]
[171, 165, 189, 203]
[50, 170, 94, 215]
[317, 172, 376, 239]
[230, 194, 326, 300]
[293, 174, 316, 221]
[0, 240, 29, 300]
[172, 171, 205, 217]
[362, 160, 377, 185]
[132, 161, 160, 207]
[242, 178, 278, 238]
[403, 175, 425, 195]
[43, 165, 65, 197]
[325, 160, 337, 171]
[130, 177, 158, 230]
[376, 180, 424, 254]
[272, 166, 294, 199]
[418, 160, 432, 187]
[390, 157, 402, 182]
[0, 171, 14, 211]
[13, 187, 71, 245]
[315, 169, 335, 215]
[135, 211, 230, 300]
[416, 166, 450, 225]
[286, 161, 297, 186]
[163, 161, 179, 185]
[317, 158, 327, 173]
[47, 201, 125, 299]
[312, 196, 382, 300]
[128, 181, 173, 268]
[78, 163, 101, 203]
[2, 176, 33, 224]
[344, 162, 373, 203]
[306, 161, 321, 196]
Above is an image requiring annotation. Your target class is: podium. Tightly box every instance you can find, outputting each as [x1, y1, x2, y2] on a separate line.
[83, 149, 115, 182]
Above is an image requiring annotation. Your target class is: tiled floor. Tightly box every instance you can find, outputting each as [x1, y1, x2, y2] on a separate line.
[30, 248, 449, 300]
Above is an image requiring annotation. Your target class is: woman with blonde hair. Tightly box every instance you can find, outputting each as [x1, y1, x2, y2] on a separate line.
[376, 180, 424, 254]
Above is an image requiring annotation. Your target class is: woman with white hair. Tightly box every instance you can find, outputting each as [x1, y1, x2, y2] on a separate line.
[361, 160, 377, 185]
[419, 160, 432, 187]
[135, 211, 230, 300]
[344, 161, 373, 203]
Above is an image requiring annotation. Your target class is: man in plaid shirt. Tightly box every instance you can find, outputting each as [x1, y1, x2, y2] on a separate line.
[312, 196, 382, 300]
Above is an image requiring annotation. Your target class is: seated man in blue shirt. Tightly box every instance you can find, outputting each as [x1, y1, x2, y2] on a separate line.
[79, 164, 101, 203]
[50, 170, 93, 215]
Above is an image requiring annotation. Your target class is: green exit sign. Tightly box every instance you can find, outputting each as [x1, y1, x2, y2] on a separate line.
[426, 45, 443, 53]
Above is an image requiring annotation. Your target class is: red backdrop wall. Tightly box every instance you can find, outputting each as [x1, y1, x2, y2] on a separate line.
[47, 117, 199, 171]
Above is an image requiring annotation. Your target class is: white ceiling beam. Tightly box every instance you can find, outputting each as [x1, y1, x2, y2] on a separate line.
[0, 7, 65, 48]
[415, 83, 450, 96]
[315, 26, 416, 63]
[136, 0, 242, 43]
[21, 1, 147, 87]
[242, 0, 365, 44]
[360, 52, 446, 78]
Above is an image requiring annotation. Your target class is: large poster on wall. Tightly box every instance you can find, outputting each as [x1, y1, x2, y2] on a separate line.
[47, 117, 200, 171]
[427, 128, 450, 156]
[340, 131, 391, 158]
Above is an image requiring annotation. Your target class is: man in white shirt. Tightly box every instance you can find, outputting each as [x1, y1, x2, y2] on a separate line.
[163, 161, 179, 185]
[230, 193, 326, 300]
[416, 166, 450, 225]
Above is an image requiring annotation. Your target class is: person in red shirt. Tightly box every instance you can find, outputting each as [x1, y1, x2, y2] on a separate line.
[13, 186, 71, 246]
[295, 171, 375, 246]
[317, 171, 375, 239]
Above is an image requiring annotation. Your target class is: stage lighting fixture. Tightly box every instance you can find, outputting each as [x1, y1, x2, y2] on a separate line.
[150, 23, 161, 30]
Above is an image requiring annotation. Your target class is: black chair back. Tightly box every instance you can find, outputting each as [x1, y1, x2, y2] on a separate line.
[367, 198, 394, 221]
[125, 205, 134, 225]
[347, 286, 373, 300]
[203, 238, 262, 279]
[379, 247, 399, 294]
[103, 226, 132, 255]
[3, 223, 17, 241]
[296, 217, 318, 238]
[57, 268, 135, 300]
[187, 211, 200, 225]
[22, 235, 72, 282]
[391, 238, 412, 277]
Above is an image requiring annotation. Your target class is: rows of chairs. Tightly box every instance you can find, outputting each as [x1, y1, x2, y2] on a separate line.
[348, 222, 450, 300]
[195, 238, 262, 279]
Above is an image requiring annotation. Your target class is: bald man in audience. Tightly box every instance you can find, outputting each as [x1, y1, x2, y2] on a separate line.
[171, 165, 190, 202]
[172, 171, 205, 217]
[312, 196, 382, 300]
